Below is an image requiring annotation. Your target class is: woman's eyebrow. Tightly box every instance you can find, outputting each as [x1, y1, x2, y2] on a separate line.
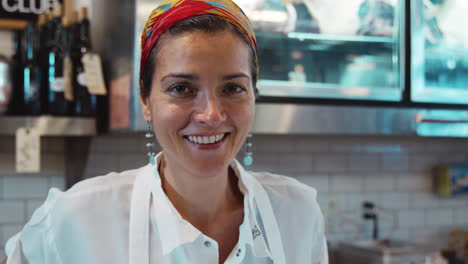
[161, 73, 198, 82]
[222, 73, 250, 80]
[161, 73, 251, 82]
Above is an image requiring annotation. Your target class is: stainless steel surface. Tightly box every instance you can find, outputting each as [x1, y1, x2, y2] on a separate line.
[398, 0, 406, 103]
[91, 0, 136, 131]
[90, 0, 157, 131]
[0, 116, 96, 136]
[132, 0, 157, 132]
[252, 103, 468, 137]
[287, 32, 394, 43]
[336, 240, 440, 264]
[257, 81, 402, 101]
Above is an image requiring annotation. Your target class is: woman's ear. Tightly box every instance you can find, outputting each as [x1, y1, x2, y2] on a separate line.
[140, 95, 152, 123]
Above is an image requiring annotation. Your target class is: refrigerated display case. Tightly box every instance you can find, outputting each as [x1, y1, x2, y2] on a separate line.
[87, 0, 468, 137]
[411, 0, 468, 104]
[239, 0, 405, 101]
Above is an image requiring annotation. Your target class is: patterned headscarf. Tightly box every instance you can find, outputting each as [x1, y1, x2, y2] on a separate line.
[140, 0, 258, 76]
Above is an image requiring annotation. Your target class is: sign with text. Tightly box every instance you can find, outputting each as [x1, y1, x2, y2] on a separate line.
[16, 127, 40, 173]
[1, 0, 60, 20]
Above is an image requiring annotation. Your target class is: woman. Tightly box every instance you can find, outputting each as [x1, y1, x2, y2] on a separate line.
[3, 0, 327, 263]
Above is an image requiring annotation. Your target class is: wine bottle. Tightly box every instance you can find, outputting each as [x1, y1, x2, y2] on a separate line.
[37, 13, 50, 114]
[72, 7, 97, 117]
[48, 3, 71, 116]
[46, 11, 56, 46]
[8, 30, 24, 116]
[23, 19, 44, 115]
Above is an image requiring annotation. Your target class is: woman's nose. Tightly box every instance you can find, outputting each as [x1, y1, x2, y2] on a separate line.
[194, 95, 226, 125]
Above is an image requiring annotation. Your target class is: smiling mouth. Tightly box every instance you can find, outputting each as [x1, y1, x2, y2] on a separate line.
[183, 133, 229, 145]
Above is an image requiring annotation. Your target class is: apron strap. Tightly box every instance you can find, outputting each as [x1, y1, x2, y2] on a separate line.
[252, 179, 287, 264]
[129, 171, 151, 264]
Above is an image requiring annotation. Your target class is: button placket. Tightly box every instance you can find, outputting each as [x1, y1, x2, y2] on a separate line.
[235, 248, 242, 257]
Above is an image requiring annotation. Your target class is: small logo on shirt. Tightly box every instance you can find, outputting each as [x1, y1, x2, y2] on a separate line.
[252, 225, 261, 240]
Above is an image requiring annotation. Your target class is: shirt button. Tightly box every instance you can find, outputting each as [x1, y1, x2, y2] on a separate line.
[236, 248, 242, 257]
[204, 241, 212, 248]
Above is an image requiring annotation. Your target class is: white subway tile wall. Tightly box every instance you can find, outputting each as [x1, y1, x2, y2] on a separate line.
[313, 154, 348, 173]
[395, 173, 432, 192]
[454, 209, 468, 225]
[348, 154, 380, 172]
[2, 176, 49, 200]
[1, 134, 468, 258]
[0, 201, 24, 224]
[25, 200, 46, 221]
[364, 174, 396, 192]
[381, 192, 411, 210]
[330, 174, 364, 192]
[397, 209, 426, 228]
[346, 192, 383, 211]
[380, 153, 410, 172]
[425, 208, 454, 226]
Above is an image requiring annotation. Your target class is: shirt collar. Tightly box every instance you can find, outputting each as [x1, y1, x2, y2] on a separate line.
[230, 159, 273, 259]
[146, 152, 275, 259]
[147, 153, 201, 255]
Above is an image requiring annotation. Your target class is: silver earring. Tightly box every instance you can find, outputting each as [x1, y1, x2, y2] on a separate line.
[146, 122, 156, 165]
[243, 133, 253, 166]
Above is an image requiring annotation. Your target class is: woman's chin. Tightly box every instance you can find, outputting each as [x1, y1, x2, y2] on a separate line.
[186, 157, 232, 177]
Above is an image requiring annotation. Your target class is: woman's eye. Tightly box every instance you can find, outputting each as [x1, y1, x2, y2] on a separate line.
[168, 84, 193, 96]
[225, 84, 246, 95]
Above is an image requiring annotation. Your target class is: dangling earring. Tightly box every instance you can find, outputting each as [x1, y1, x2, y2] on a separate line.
[146, 122, 156, 165]
[243, 133, 253, 166]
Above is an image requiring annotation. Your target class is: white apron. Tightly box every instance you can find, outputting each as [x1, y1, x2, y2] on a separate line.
[128, 166, 287, 264]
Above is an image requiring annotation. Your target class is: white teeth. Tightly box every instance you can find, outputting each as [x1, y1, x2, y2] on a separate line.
[186, 134, 226, 144]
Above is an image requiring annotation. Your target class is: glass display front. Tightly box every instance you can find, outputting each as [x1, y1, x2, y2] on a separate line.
[412, 0, 468, 104]
[236, 0, 404, 101]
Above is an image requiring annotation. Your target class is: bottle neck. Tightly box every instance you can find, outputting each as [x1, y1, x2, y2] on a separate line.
[80, 19, 91, 50]
[23, 24, 34, 62]
[53, 17, 64, 41]
[37, 23, 48, 52]
[13, 30, 23, 58]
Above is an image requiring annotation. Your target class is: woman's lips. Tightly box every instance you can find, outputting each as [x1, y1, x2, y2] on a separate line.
[184, 133, 230, 150]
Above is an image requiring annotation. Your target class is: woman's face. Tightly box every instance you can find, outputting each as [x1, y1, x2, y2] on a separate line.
[141, 30, 255, 177]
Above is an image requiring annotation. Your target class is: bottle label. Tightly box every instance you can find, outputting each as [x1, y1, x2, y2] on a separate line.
[82, 53, 107, 95]
[32, 70, 42, 100]
[30, 83, 39, 100]
[77, 72, 87, 86]
[51, 78, 65, 92]
[63, 57, 74, 101]
[16, 127, 40, 173]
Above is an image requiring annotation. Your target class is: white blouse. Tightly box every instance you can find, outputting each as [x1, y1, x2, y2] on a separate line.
[5, 153, 328, 264]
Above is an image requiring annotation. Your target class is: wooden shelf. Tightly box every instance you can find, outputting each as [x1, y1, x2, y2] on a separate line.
[0, 19, 28, 30]
[0, 116, 96, 136]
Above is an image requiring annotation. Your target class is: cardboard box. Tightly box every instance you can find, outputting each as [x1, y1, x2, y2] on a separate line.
[435, 165, 468, 197]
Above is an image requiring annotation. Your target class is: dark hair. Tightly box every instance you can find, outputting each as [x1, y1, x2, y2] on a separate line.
[140, 14, 258, 99]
